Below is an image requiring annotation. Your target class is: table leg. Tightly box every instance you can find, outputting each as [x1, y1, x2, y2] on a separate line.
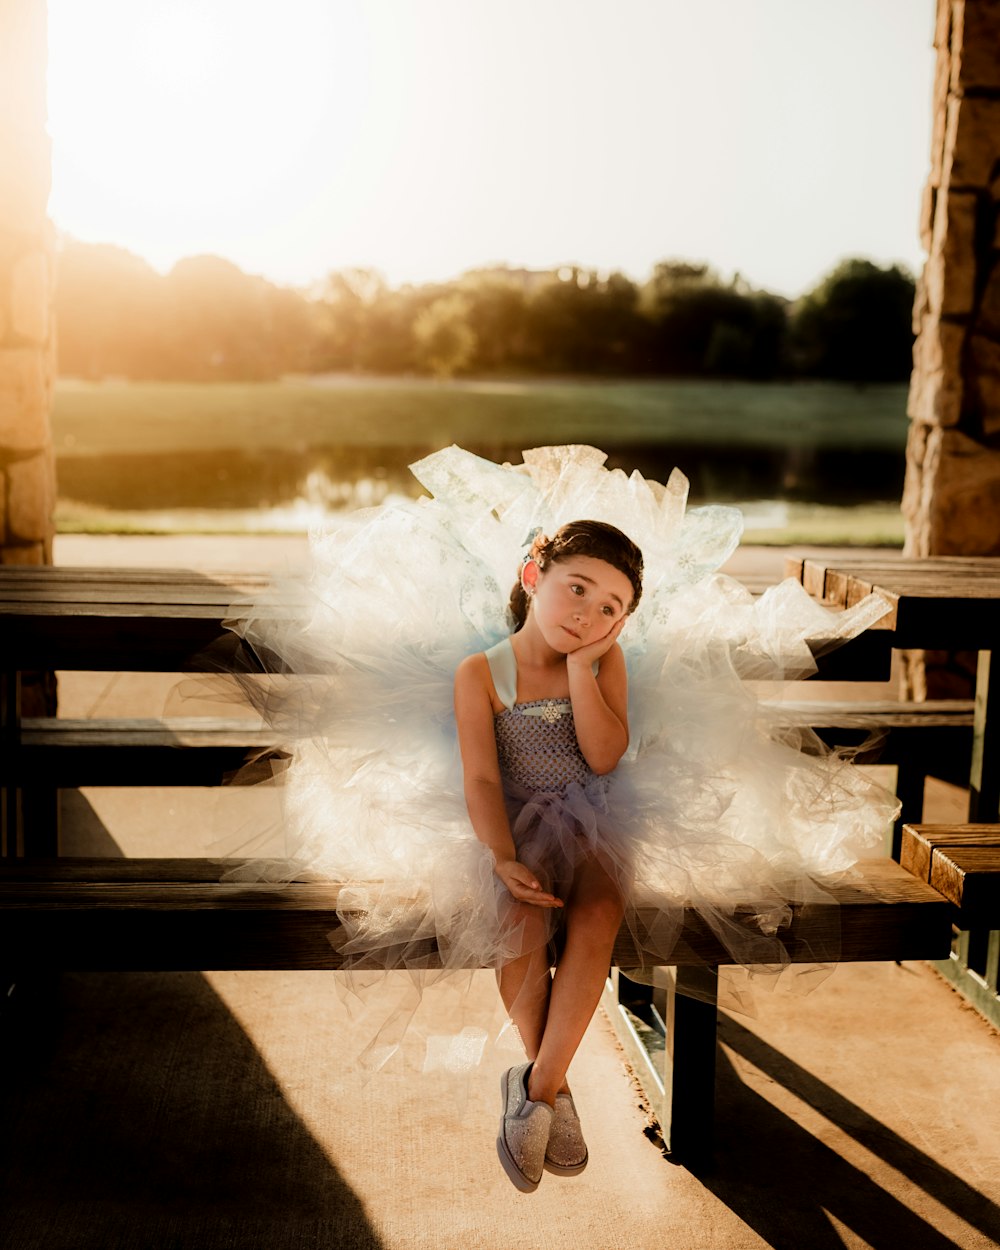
[664, 965, 719, 1163]
[601, 965, 718, 1163]
[933, 651, 1000, 1029]
[969, 650, 1000, 822]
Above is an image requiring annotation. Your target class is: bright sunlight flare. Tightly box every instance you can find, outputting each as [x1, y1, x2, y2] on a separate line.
[47, 0, 935, 295]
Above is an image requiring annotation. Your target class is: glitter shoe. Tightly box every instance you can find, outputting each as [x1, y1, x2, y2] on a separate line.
[544, 1091, 589, 1175]
[496, 1063, 554, 1193]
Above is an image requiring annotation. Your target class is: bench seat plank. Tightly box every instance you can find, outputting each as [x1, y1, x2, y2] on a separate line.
[761, 700, 974, 729]
[21, 718, 273, 746]
[932, 848, 1000, 920]
[900, 823, 1000, 926]
[16, 719, 285, 788]
[0, 857, 953, 972]
[900, 823, 1000, 882]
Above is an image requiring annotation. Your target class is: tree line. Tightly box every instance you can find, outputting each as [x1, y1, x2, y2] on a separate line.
[54, 240, 916, 384]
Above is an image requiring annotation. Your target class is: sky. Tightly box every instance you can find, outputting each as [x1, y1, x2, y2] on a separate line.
[46, 0, 937, 298]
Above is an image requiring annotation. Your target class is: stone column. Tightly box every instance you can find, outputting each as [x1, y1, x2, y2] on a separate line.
[902, 0, 1000, 698]
[0, 0, 57, 714]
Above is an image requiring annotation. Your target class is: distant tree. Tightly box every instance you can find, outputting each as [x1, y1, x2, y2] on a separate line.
[355, 283, 420, 374]
[457, 271, 531, 372]
[55, 236, 914, 385]
[588, 270, 646, 373]
[56, 239, 325, 381]
[164, 255, 280, 380]
[790, 258, 915, 382]
[263, 284, 321, 376]
[315, 268, 388, 371]
[55, 240, 166, 379]
[641, 260, 788, 378]
[413, 293, 477, 377]
[703, 322, 754, 376]
[525, 268, 644, 374]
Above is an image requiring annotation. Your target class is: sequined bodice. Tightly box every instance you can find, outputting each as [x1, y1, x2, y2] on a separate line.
[494, 700, 601, 796]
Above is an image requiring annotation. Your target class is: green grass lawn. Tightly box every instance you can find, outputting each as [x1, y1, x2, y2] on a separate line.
[53, 376, 909, 455]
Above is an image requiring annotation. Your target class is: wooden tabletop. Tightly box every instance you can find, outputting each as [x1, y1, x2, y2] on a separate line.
[0, 563, 888, 677]
[0, 565, 288, 671]
[786, 555, 1000, 650]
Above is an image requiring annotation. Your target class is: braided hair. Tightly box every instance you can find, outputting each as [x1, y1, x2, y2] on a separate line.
[508, 520, 643, 631]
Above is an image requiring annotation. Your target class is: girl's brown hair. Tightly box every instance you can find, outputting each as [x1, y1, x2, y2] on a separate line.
[508, 519, 643, 631]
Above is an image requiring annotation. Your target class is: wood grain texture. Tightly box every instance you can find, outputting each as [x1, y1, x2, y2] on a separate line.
[791, 557, 1000, 649]
[15, 718, 286, 786]
[930, 848, 1000, 919]
[0, 856, 953, 971]
[0, 566, 890, 676]
[901, 824, 1000, 871]
[900, 824, 1000, 923]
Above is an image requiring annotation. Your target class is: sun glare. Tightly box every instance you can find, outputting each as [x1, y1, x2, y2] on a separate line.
[47, 0, 387, 277]
[46, 0, 935, 295]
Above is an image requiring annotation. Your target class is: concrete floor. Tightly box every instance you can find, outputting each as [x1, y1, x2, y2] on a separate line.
[1, 535, 998, 1249]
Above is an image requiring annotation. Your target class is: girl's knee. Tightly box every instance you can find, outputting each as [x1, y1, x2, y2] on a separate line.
[566, 890, 624, 939]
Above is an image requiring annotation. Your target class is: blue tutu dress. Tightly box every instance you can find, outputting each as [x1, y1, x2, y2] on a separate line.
[220, 444, 899, 1070]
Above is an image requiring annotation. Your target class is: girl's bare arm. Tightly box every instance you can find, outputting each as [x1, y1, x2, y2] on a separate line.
[454, 654, 563, 908]
[566, 630, 629, 774]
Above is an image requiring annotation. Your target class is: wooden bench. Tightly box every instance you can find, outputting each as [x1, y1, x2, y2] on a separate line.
[786, 554, 1000, 1031]
[13, 699, 973, 859]
[899, 823, 1000, 1024]
[900, 823, 1000, 925]
[17, 718, 285, 786]
[0, 564, 972, 1158]
[12, 717, 289, 855]
[0, 853, 953, 1162]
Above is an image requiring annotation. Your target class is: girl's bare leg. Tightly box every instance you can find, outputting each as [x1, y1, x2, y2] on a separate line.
[497, 902, 553, 1060]
[527, 855, 624, 1107]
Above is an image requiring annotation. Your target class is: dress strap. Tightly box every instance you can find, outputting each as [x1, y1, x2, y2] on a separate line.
[484, 637, 518, 711]
[484, 636, 599, 711]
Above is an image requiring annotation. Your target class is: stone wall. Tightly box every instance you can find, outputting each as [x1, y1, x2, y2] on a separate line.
[902, 0, 1000, 697]
[0, 0, 57, 714]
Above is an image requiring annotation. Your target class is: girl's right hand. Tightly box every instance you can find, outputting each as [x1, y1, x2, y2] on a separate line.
[494, 859, 564, 908]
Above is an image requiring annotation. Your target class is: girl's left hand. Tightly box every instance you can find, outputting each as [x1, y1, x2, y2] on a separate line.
[567, 617, 626, 667]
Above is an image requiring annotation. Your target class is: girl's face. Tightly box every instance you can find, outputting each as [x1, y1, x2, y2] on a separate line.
[523, 554, 634, 652]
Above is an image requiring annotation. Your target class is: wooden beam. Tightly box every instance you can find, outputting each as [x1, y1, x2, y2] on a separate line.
[0, 856, 954, 972]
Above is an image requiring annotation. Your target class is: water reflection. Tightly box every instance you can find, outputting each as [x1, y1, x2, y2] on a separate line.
[56, 441, 904, 515]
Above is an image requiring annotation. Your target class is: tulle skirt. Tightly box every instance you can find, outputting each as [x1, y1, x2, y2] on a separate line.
[215, 444, 900, 1072]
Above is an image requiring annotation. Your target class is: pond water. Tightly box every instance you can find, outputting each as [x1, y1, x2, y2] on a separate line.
[56, 439, 905, 516]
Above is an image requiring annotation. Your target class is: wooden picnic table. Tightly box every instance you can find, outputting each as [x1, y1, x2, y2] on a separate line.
[786, 553, 1000, 1029]
[0, 559, 959, 1161]
[786, 554, 1000, 821]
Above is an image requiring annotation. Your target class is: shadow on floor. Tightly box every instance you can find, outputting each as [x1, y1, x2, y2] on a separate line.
[58, 790, 127, 858]
[2, 794, 382, 1250]
[694, 1014, 1000, 1250]
[0, 969, 384, 1250]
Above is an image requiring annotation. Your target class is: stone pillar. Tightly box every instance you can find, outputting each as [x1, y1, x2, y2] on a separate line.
[902, 0, 1000, 698]
[0, 0, 57, 714]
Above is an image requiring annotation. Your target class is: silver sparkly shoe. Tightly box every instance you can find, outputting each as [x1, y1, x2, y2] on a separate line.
[544, 1091, 588, 1176]
[496, 1063, 554, 1193]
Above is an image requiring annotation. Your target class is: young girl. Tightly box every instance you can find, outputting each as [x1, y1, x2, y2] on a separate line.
[454, 522, 643, 1192]
[223, 444, 897, 1186]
